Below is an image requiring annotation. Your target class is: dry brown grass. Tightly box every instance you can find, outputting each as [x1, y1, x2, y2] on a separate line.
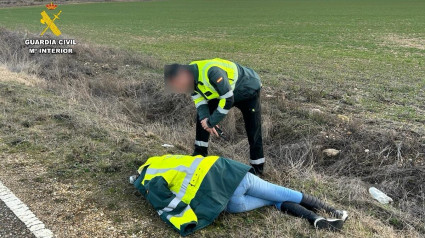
[381, 34, 425, 50]
[0, 28, 424, 237]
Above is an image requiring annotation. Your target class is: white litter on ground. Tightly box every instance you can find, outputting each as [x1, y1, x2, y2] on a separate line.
[162, 144, 174, 148]
[0, 180, 54, 238]
[369, 187, 393, 204]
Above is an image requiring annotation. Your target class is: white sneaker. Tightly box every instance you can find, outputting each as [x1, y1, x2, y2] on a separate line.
[314, 217, 344, 231]
[335, 210, 349, 222]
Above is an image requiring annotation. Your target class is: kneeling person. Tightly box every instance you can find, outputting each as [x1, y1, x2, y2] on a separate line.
[131, 155, 348, 236]
[164, 58, 265, 174]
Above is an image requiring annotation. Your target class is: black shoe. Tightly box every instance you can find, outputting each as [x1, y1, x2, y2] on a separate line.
[192, 147, 208, 157]
[250, 163, 264, 175]
[334, 210, 349, 222]
[313, 217, 344, 231]
[281, 202, 322, 225]
[301, 194, 340, 215]
[301, 194, 349, 223]
[281, 202, 345, 232]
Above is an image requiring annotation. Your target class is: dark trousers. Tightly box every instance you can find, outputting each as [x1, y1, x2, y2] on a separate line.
[194, 91, 264, 167]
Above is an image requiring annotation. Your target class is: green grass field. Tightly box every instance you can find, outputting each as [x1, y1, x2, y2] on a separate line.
[0, 0, 424, 126]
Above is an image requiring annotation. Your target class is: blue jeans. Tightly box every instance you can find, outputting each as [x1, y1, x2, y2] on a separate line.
[226, 172, 303, 213]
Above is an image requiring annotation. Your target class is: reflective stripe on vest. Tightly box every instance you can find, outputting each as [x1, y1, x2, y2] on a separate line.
[167, 204, 197, 229]
[190, 58, 239, 101]
[191, 94, 207, 108]
[144, 157, 203, 200]
[143, 155, 218, 203]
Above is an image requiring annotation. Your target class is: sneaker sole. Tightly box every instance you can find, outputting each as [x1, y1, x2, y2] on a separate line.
[315, 218, 344, 231]
[341, 211, 349, 222]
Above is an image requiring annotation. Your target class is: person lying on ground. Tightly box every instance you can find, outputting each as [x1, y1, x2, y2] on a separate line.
[130, 154, 348, 236]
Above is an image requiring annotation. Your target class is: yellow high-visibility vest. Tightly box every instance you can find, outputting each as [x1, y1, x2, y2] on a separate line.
[190, 58, 239, 101]
[137, 155, 219, 232]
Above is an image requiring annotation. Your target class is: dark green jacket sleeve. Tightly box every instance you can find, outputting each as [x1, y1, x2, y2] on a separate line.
[142, 176, 198, 236]
[191, 92, 210, 120]
[207, 67, 234, 127]
[144, 176, 176, 210]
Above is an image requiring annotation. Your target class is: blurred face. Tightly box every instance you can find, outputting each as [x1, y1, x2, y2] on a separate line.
[167, 69, 194, 94]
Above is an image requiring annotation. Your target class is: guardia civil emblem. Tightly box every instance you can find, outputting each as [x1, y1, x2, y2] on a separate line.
[40, 2, 62, 36]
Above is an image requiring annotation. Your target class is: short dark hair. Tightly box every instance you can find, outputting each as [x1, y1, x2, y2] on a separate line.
[164, 63, 184, 81]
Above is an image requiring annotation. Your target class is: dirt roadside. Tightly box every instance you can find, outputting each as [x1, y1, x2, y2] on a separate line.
[0, 66, 176, 237]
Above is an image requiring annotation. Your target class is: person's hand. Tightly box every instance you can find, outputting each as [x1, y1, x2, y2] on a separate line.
[206, 127, 219, 137]
[201, 118, 219, 137]
[201, 118, 209, 130]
